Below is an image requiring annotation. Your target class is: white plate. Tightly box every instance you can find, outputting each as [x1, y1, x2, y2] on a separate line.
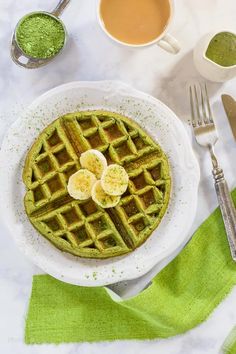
[0, 81, 200, 286]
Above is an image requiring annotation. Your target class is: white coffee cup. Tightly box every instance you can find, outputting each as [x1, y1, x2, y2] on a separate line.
[97, 0, 180, 54]
[194, 30, 236, 82]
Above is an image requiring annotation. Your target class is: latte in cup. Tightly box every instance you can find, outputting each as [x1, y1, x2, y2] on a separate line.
[99, 0, 171, 45]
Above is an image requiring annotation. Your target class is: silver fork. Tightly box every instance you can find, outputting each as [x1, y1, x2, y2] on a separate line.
[189, 83, 236, 261]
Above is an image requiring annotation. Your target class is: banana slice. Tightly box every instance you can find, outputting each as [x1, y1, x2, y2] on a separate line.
[101, 164, 129, 196]
[92, 180, 120, 208]
[80, 149, 107, 179]
[67, 169, 97, 200]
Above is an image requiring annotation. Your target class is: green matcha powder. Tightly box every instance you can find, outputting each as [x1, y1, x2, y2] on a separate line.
[205, 32, 236, 67]
[16, 13, 65, 59]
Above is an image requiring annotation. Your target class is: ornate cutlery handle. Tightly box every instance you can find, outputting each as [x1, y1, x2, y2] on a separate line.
[213, 166, 236, 261]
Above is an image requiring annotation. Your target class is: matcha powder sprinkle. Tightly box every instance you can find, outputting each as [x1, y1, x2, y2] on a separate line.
[16, 13, 65, 59]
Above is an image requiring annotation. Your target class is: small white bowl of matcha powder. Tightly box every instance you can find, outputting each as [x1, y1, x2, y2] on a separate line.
[194, 30, 236, 82]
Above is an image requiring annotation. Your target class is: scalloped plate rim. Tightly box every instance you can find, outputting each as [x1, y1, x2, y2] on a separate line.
[0, 80, 200, 286]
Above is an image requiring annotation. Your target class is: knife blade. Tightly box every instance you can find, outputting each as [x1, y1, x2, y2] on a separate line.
[221, 94, 236, 140]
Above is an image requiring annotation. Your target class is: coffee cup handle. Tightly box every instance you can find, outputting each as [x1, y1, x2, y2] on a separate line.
[157, 33, 180, 54]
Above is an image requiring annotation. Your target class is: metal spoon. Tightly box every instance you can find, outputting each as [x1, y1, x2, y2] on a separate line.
[11, 0, 71, 69]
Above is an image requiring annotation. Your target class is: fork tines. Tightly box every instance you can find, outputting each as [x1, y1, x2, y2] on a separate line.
[189, 83, 214, 127]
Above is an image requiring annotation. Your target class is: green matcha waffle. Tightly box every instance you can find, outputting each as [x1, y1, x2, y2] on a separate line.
[23, 111, 171, 259]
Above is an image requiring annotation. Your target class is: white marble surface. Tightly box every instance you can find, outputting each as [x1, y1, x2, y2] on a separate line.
[0, 0, 236, 353]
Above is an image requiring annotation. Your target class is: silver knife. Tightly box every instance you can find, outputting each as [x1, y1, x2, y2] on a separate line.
[221, 94, 236, 140]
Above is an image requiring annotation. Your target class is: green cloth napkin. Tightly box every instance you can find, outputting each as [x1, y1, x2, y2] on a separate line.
[25, 188, 236, 344]
[223, 327, 236, 354]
